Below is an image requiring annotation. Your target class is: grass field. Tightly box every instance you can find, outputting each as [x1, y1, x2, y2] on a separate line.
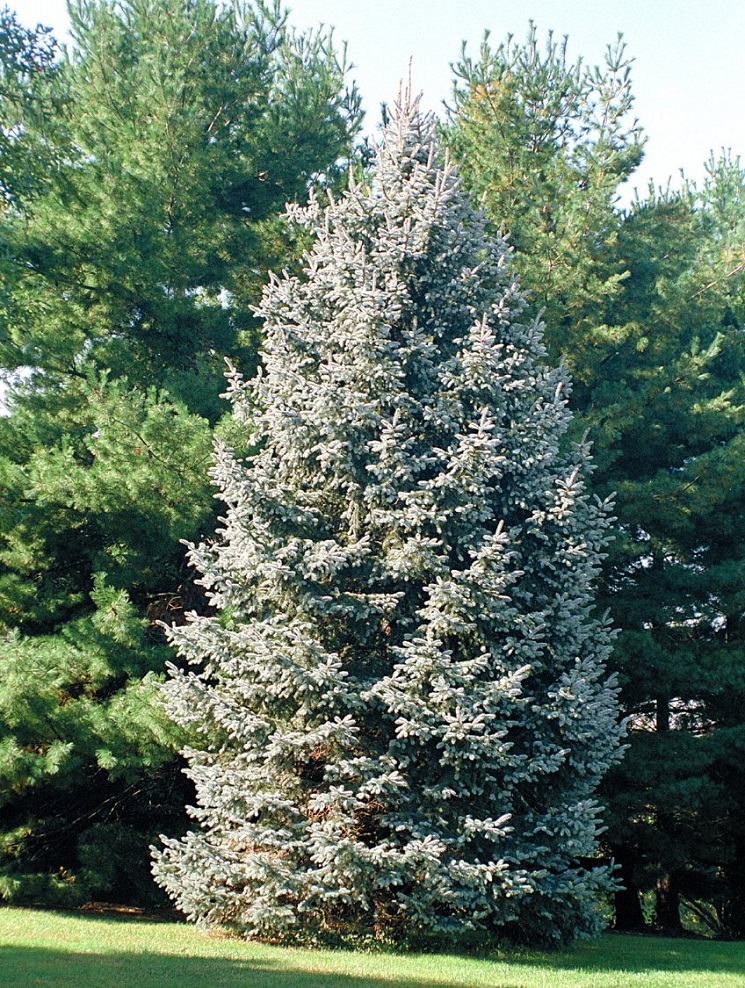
[1, 906, 744, 987]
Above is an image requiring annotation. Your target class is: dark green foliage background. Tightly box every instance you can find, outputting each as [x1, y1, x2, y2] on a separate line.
[0, 0, 361, 906]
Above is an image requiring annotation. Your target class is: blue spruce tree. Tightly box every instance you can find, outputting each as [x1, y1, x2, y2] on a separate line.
[152, 93, 623, 946]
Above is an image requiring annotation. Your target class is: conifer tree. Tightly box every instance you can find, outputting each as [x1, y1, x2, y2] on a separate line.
[153, 94, 623, 946]
[443, 25, 745, 935]
[0, 0, 360, 906]
[442, 22, 644, 390]
[596, 162, 745, 936]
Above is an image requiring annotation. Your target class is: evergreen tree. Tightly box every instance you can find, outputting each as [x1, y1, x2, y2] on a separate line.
[442, 22, 644, 393]
[0, 0, 360, 905]
[443, 24, 745, 936]
[596, 161, 745, 937]
[152, 94, 623, 946]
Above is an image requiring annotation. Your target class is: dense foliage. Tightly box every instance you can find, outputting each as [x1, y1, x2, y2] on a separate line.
[152, 96, 623, 947]
[597, 163, 745, 937]
[0, 0, 360, 906]
[444, 26, 745, 937]
[2, 6, 743, 941]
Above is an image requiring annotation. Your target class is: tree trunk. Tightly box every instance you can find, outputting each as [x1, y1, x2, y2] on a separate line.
[656, 871, 683, 935]
[722, 836, 745, 938]
[613, 852, 647, 931]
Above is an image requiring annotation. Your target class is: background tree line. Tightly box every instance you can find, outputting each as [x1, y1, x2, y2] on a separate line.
[0, 0, 743, 938]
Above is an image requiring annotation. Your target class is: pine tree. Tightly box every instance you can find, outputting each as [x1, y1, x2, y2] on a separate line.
[442, 22, 644, 394]
[152, 94, 623, 946]
[443, 24, 745, 935]
[595, 162, 745, 936]
[0, 0, 360, 906]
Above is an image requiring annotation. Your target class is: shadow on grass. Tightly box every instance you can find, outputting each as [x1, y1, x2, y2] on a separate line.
[3, 909, 744, 988]
[55, 910, 745, 975]
[507, 932, 745, 977]
[0, 943, 520, 988]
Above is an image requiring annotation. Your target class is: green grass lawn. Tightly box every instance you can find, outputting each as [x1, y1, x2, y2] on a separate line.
[1, 906, 744, 987]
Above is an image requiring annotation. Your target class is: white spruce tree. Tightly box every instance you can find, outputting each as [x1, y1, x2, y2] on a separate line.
[151, 93, 623, 946]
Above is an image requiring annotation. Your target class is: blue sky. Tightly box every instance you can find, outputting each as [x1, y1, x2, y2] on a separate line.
[10, 0, 745, 200]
